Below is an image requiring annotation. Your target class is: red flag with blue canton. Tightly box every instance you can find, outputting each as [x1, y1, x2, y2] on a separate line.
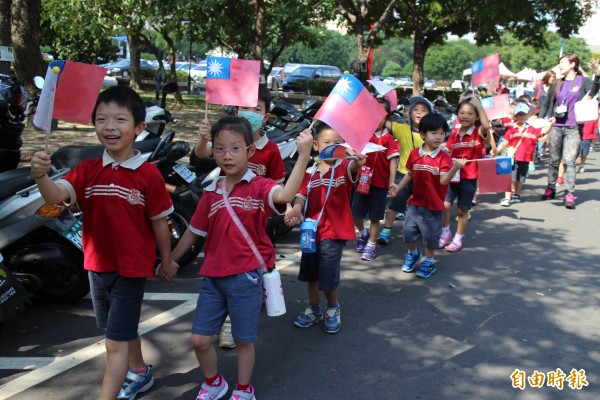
[477, 157, 512, 193]
[313, 74, 387, 154]
[205, 57, 260, 107]
[481, 93, 510, 120]
[471, 53, 500, 86]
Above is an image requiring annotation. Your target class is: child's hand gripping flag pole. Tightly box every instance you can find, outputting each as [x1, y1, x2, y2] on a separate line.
[313, 74, 387, 154]
[33, 60, 107, 152]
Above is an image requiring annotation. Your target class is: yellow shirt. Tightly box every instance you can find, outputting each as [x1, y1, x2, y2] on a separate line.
[391, 122, 424, 174]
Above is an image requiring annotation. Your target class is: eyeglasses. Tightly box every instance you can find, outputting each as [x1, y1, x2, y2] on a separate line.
[212, 144, 252, 156]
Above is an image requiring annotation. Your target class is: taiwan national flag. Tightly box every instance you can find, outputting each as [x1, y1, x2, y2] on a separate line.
[471, 53, 500, 86]
[33, 61, 106, 132]
[477, 157, 512, 193]
[205, 57, 260, 107]
[313, 74, 387, 154]
[481, 94, 510, 120]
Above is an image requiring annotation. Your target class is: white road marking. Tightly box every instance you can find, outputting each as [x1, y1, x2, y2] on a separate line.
[0, 294, 197, 400]
[0, 358, 56, 370]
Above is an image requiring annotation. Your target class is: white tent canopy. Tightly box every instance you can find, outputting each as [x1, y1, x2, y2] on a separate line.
[516, 67, 538, 82]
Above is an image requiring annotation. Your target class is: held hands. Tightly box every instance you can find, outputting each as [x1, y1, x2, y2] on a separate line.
[295, 129, 314, 158]
[198, 119, 211, 142]
[31, 151, 52, 178]
[389, 183, 399, 197]
[284, 206, 302, 227]
[155, 260, 179, 282]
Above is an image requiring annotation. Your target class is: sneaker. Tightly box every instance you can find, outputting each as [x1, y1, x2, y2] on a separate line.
[541, 187, 555, 200]
[396, 212, 405, 220]
[293, 306, 323, 328]
[376, 228, 391, 245]
[355, 230, 369, 252]
[416, 260, 437, 278]
[564, 193, 575, 209]
[323, 304, 341, 334]
[528, 162, 535, 171]
[500, 198, 511, 207]
[360, 242, 376, 261]
[472, 194, 477, 206]
[117, 365, 154, 400]
[401, 251, 423, 273]
[219, 316, 236, 349]
[578, 165, 585, 173]
[445, 239, 463, 253]
[438, 230, 453, 249]
[511, 194, 521, 203]
[556, 177, 564, 186]
[230, 385, 256, 400]
[196, 375, 229, 400]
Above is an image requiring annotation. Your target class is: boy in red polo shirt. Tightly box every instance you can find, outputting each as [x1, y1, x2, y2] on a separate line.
[169, 116, 312, 400]
[390, 113, 466, 278]
[30, 86, 177, 400]
[352, 96, 399, 261]
[284, 122, 366, 334]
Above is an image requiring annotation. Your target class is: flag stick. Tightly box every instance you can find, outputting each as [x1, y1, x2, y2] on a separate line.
[308, 120, 317, 132]
[204, 101, 208, 120]
[44, 130, 51, 153]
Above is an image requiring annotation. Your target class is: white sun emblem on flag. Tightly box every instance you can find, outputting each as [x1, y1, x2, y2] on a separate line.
[208, 60, 223, 76]
[499, 159, 511, 170]
[336, 77, 351, 94]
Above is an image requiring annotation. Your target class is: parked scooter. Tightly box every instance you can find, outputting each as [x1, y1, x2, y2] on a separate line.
[0, 74, 28, 173]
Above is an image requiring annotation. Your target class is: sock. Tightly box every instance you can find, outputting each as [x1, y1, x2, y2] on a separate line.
[455, 234, 464, 242]
[135, 365, 147, 374]
[425, 257, 435, 264]
[235, 383, 253, 393]
[442, 226, 450, 235]
[361, 228, 368, 236]
[205, 372, 221, 386]
[409, 249, 418, 256]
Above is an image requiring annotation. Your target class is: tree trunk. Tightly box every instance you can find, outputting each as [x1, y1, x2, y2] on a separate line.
[250, 0, 266, 78]
[411, 36, 427, 96]
[355, 34, 370, 85]
[0, 0, 11, 75]
[161, 31, 183, 104]
[10, 0, 45, 94]
[128, 32, 142, 90]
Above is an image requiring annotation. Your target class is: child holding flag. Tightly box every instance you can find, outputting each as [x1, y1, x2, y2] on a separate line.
[390, 113, 466, 278]
[167, 116, 313, 400]
[440, 96, 492, 252]
[285, 123, 366, 334]
[30, 86, 177, 400]
[352, 96, 399, 261]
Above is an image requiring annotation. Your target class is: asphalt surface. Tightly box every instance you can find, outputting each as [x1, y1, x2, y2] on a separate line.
[1, 149, 599, 400]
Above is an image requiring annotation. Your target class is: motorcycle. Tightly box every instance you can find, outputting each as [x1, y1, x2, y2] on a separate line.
[0, 74, 28, 173]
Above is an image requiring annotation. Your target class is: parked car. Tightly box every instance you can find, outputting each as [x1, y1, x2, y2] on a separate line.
[261, 67, 283, 89]
[397, 77, 413, 87]
[282, 64, 342, 92]
[106, 59, 155, 77]
[451, 80, 469, 91]
[424, 79, 437, 89]
[190, 60, 208, 81]
[383, 77, 398, 86]
[371, 75, 384, 81]
[176, 62, 199, 72]
[271, 63, 301, 90]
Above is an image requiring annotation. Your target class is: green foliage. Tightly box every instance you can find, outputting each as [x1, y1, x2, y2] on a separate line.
[381, 61, 402, 77]
[278, 28, 355, 69]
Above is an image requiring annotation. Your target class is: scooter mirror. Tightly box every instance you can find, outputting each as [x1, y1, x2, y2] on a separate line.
[34, 76, 44, 89]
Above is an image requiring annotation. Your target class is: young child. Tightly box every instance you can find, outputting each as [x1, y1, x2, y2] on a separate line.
[390, 113, 465, 278]
[578, 114, 599, 173]
[285, 123, 366, 334]
[376, 96, 432, 245]
[30, 86, 177, 400]
[168, 116, 312, 400]
[352, 96, 399, 261]
[440, 96, 493, 252]
[495, 102, 548, 206]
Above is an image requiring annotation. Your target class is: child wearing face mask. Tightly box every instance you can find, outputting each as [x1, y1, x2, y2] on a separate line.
[191, 84, 285, 184]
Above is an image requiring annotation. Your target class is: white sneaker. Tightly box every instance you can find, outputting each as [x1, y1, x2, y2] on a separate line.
[219, 316, 236, 349]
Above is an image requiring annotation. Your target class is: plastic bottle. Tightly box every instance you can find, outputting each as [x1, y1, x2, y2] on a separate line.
[299, 218, 317, 253]
[263, 269, 286, 316]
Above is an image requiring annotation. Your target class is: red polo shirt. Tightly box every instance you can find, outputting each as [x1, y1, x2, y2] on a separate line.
[58, 151, 174, 278]
[504, 123, 541, 162]
[190, 170, 284, 277]
[445, 125, 486, 179]
[296, 159, 357, 242]
[406, 147, 453, 211]
[364, 129, 400, 189]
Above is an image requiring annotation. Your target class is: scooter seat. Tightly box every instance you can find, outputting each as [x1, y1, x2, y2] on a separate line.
[50, 139, 161, 169]
[0, 167, 38, 201]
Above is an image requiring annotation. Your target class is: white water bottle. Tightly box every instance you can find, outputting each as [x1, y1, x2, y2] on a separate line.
[263, 269, 286, 317]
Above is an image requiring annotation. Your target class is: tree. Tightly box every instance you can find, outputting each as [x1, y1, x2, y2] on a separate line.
[334, 0, 398, 83]
[392, 0, 597, 95]
[381, 60, 402, 77]
[278, 28, 356, 69]
[424, 40, 477, 81]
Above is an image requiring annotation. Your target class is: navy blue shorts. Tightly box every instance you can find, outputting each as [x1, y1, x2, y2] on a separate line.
[512, 161, 529, 183]
[387, 172, 413, 213]
[403, 204, 443, 249]
[352, 186, 388, 220]
[192, 270, 263, 343]
[298, 239, 345, 292]
[89, 271, 146, 342]
[445, 178, 477, 211]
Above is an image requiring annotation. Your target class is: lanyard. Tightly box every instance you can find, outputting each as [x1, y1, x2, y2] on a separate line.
[303, 162, 336, 226]
[560, 77, 577, 105]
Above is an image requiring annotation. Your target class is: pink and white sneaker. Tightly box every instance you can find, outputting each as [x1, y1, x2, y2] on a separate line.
[438, 230, 453, 249]
[445, 239, 463, 253]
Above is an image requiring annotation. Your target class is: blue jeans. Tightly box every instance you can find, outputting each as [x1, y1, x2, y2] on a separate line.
[547, 126, 580, 194]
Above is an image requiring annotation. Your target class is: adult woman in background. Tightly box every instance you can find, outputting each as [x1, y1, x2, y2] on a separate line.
[534, 69, 556, 105]
[539, 54, 599, 209]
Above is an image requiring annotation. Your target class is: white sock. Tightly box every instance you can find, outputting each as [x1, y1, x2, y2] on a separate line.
[455, 234, 464, 242]
[442, 226, 451, 235]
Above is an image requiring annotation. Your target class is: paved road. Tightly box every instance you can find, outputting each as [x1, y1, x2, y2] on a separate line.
[1, 151, 599, 399]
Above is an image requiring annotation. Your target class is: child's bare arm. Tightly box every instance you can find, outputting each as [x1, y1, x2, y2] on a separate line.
[31, 151, 70, 204]
[273, 130, 313, 203]
[470, 96, 491, 138]
[390, 171, 412, 197]
[172, 228, 200, 264]
[440, 158, 466, 185]
[284, 198, 304, 226]
[194, 119, 213, 158]
[388, 156, 399, 188]
[152, 217, 178, 280]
